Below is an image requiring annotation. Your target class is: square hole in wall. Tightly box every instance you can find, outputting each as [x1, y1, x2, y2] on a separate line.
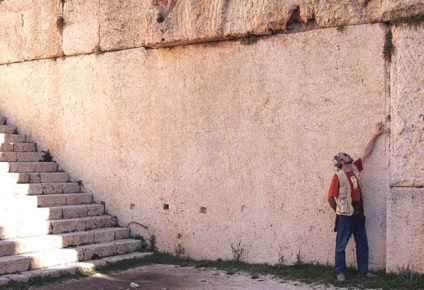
[163, 203, 170, 210]
[200, 206, 207, 214]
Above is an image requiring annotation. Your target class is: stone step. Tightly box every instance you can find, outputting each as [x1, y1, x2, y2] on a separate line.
[0, 142, 37, 152]
[0, 252, 152, 287]
[0, 172, 69, 184]
[0, 125, 17, 134]
[0, 193, 93, 209]
[0, 239, 141, 274]
[0, 204, 105, 221]
[0, 134, 25, 143]
[0, 162, 58, 173]
[0, 215, 118, 239]
[0, 152, 43, 162]
[0, 228, 130, 256]
[1, 182, 80, 196]
[0, 117, 5, 125]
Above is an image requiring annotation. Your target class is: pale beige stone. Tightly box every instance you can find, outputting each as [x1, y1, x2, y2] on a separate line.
[37, 194, 66, 207]
[386, 188, 424, 273]
[0, 24, 389, 269]
[92, 228, 115, 243]
[40, 172, 70, 183]
[0, 1, 24, 63]
[62, 0, 100, 55]
[1, 1, 424, 61]
[65, 193, 93, 205]
[79, 243, 116, 260]
[27, 249, 79, 269]
[20, 0, 63, 60]
[390, 24, 424, 187]
[62, 205, 87, 219]
[0, 256, 30, 275]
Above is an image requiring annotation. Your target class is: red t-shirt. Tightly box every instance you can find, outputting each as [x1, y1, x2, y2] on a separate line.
[328, 159, 364, 202]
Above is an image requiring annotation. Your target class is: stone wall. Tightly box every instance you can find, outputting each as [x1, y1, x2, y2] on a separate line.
[386, 24, 424, 274]
[0, 0, 423, 273]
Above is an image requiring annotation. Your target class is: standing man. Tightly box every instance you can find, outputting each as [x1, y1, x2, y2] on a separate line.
[327, 121, 384, 282]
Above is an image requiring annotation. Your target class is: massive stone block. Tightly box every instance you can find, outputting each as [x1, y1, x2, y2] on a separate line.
[0, 24, 388, 267]
[0, 1, 26, 63]
[387, 188, 424, 273]
[2, 1, 424, 62]
[62, 0, 100, 55]
[0, 0, 62, 63]
[390, 24, 424, 187]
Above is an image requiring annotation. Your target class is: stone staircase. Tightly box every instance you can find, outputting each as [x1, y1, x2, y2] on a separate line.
[0, 116, 150, 286]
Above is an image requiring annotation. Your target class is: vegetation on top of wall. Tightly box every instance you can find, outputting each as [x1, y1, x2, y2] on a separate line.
[240, 34, 260, 45]
[391, 13, 424, 27]
[56, 16, 65, 34]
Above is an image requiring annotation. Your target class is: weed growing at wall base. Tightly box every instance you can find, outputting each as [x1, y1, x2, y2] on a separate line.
[2, 252, 424, 289]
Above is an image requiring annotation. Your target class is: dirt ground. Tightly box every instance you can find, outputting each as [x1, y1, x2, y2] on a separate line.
[29, 264, 348, 290]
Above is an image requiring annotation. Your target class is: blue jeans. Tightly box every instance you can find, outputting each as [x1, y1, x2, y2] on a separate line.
[335, 215, 369, 275]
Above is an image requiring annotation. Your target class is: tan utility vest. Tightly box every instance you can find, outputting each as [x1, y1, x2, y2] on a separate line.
[335, 164, 363, 216]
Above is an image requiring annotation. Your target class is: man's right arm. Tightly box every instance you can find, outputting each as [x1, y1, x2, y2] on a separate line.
[327, 174, 339, 212]
[328, 197, 337, 212]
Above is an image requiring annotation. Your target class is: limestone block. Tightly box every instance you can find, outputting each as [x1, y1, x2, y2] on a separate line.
[16, 173, 42, 183]
[0, 152, 42, 162]
[16, 221, 50, 238]
[115, 240, 141, 254]
[0, 125, 16, 134]
[27, 249, 79, 269]
[37, 194, 66, 207]
[113, 228, 130, 240]
[390, 24, 424, 187]
[386, 188, 424, 273]
[62, 205, 88, 219]
[51, 219, 80, 234]
[79, 243, 116, 260]
[0, 225, 17, 240]
[0, 134, 24, 143]
[20, 0, 63, 60]
[65, 193, 93, 205]
[0, 241, 15, 257]
[12, 143, 37, 152]
[93, 228, 115, 243]
[40, 183, 80, 194]
[3, 162, 57, 173]
[40, 172, 70, 183]
[0, 143, 14, 152]
[99, 0, 150, 51]
[63, 0, 100, 55]
[0, 1, 24, 63]
[87, 204, 104, 216]
[0, 256, 30, 275]
[98, 0, 424, 51]
[62, 231, 95, 247]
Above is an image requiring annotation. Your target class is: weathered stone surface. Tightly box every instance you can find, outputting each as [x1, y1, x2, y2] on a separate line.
[63, 0, 100, 55]
[0, 255, 30, 275]
[386, 188, 424, 273]
[0, 24, 388, 268]
[0, 0, 62, 63]
[0, 1, 24, 63]
[2, 0, 424, 62]
[390, 24, 424, 187]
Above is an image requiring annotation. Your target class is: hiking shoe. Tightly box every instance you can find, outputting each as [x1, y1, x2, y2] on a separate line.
[337, 273, 346, 282]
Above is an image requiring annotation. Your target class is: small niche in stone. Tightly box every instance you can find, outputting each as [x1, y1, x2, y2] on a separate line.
[200, 206, 207, 214]
[163, 203, 170, 210]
